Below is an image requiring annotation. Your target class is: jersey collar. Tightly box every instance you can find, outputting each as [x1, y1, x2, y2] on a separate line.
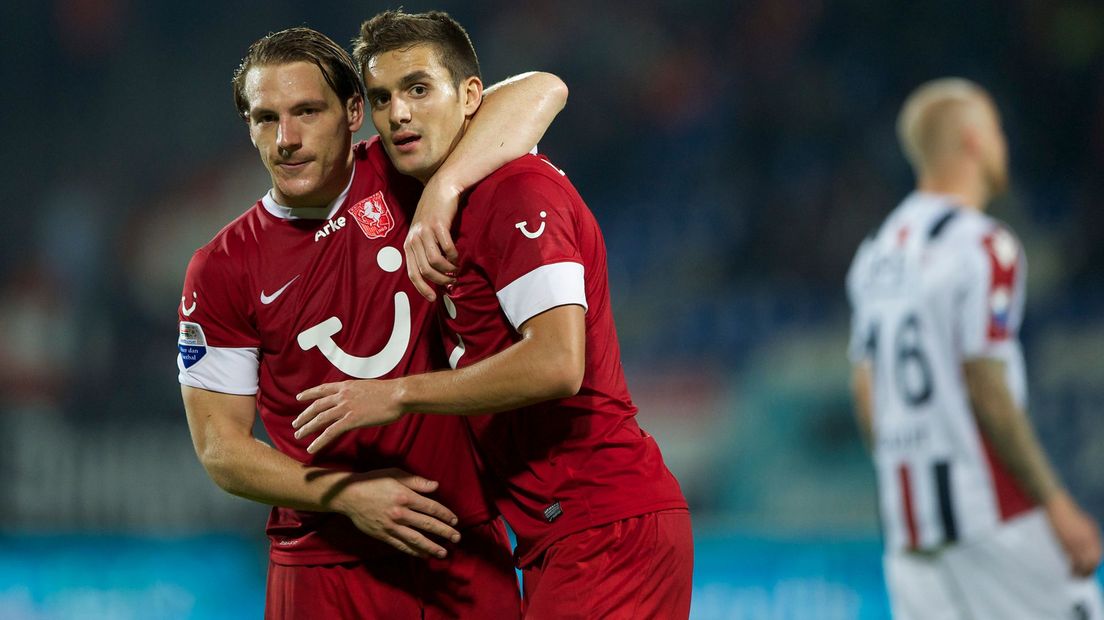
[260, 167, 355, 221]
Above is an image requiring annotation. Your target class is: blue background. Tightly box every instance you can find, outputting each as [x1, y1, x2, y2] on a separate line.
[3, 0, 1104, 617]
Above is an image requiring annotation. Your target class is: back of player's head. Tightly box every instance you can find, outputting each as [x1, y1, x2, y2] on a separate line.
[232, 27, 366, 121]
[897, 78, 993, 173]
[352, 9, 481, 87]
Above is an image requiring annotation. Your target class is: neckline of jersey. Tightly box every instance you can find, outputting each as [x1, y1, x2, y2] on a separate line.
[260, 166, 355, 221]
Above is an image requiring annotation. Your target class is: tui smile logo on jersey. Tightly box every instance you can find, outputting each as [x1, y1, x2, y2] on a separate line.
[348, 191, 394, 239]
[181, 291, 197, 317]
[297, 247, 409, 378]
[515, 210, 547, 239]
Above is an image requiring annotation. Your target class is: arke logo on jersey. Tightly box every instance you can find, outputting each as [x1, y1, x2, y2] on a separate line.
[348, 191, 394, 239]
[314, 216, 347, 242]
[178, 321, 207, 368]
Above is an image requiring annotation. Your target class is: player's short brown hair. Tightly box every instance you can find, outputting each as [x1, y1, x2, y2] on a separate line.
[352, 10, 481, 87]
[232, 27, 365, 121]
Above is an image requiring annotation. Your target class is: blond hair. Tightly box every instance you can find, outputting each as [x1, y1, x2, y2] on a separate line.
[897, 78, 990, 173]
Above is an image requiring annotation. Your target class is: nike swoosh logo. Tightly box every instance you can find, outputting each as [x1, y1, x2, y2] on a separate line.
[260, 275, 300, 305]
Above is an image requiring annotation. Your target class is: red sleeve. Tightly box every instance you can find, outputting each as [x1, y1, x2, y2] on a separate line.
[178, 244, 261, 394]
[179, 245, 259, 348]
[471, 169, 582, 292]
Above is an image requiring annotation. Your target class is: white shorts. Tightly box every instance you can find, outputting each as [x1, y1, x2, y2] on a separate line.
[885, 509, 1103, 619]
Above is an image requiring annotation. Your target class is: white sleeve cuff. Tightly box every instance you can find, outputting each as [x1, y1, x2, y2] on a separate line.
[178, 346, 260, 395]
[496, 262, 587, 331]
[962, 338, 1018, 363]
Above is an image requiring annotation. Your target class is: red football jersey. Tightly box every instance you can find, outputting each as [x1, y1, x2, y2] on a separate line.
[441, 154, 688, 567]
[178, 139, 494, 565]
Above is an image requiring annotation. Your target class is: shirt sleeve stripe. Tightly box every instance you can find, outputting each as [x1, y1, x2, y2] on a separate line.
[496, 262, 587, 331]
[178, 346, 260, 395]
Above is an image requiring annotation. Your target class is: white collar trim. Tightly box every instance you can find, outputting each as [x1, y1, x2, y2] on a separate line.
[260, 168, 355, 221]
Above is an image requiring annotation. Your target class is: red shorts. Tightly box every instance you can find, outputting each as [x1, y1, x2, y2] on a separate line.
[521, 509, 693, 620]
[265, 519, 520, 619]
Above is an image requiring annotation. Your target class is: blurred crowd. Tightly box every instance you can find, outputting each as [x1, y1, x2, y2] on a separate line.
[3, 0, 1104, 531]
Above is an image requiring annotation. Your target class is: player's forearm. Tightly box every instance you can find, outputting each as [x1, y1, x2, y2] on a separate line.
[850, 364, 875, 453]
[396, 337, 580, 416]
[963, 358, 1062, 503]
[428, 72, 567, 196]
[199, 433, 358, 514]
[182, 387, 359, 514]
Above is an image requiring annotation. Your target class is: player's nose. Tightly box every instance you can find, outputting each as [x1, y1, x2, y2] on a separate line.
[389, 96, 411, 127]
[276, 118, 302, 153]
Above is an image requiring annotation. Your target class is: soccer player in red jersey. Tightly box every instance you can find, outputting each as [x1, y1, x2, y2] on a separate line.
[294, 11, 693, 619]
[177, 27, 567, 619]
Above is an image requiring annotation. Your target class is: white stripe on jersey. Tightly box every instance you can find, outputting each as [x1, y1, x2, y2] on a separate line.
[178, 345, 260, 395]
[496, 261, 587, 330]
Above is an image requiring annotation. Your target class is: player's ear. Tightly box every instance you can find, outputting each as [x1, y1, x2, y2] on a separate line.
[960, 124, 984, 159]
[347, 94, 365, 133]
[959, 102, 993, 159]
[461, 76, 482, 117]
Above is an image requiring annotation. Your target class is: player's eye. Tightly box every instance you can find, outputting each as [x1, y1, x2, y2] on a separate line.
[255, 113, 276, 124]
[371, 94, 390, 107]
[410, 85, 428, 97]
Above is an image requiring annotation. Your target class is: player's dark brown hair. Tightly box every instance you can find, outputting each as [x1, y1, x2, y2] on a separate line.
[232, 27, 366, 121]
[352, 10, 481, 87]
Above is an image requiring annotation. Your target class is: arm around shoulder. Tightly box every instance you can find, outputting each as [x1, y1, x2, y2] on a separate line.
[483, 71, 569, 117]
[430, 71, 567, 197]
[404, 72, 569, 300]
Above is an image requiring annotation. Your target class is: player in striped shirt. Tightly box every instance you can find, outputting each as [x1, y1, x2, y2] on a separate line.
[847, 77, 1103, 619]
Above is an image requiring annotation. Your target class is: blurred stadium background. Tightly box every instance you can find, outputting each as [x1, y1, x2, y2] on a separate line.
[3, 0, 1104, 618]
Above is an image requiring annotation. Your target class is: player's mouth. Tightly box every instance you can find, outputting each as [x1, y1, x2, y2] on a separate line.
[391, 131, 421, 154]
[277, 158, 313, 172]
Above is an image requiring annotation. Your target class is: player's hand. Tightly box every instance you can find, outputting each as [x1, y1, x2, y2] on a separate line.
[1045, 491, 1103, 577]
[404, 179, 461, 302]
[293, 380, 404, 454]
[333, 468, 461, 559]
